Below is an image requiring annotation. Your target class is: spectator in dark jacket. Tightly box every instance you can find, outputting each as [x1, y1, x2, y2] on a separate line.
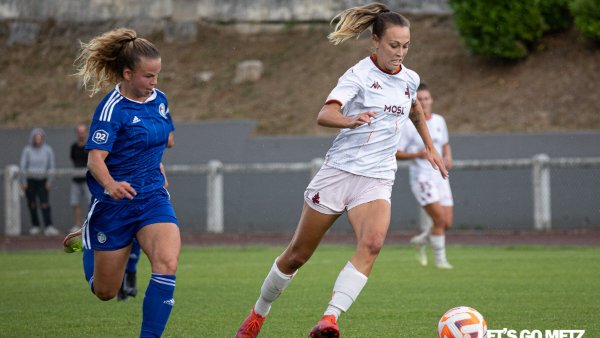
[69, 123, 91, 232]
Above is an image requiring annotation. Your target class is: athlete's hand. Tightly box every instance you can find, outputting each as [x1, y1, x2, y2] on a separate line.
[347, 111, 376, 129]
[105, 181, 137, 200]
[425, 149, 449, 179]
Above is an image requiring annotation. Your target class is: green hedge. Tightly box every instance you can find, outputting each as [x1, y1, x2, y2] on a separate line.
[449, 0, 546, 59]
[537, 0, 573, 32]
[570, 0, 600, 43]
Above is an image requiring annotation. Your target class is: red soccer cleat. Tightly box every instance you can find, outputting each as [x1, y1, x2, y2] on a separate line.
[235, 308, 266, 338]
[309, 315, 339, 338]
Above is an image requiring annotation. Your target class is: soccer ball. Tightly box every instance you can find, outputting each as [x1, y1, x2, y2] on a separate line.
[438, 306, 487, 338]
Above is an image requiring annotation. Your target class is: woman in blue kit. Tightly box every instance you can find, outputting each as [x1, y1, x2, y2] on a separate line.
[64, 27, 179, 337]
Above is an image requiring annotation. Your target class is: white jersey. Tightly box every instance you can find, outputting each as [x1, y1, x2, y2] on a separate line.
[397, 113, 449, 178]
[323, 55, 420, 180]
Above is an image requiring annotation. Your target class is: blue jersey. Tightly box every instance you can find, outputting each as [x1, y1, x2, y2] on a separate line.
[86, 85, 174, 204]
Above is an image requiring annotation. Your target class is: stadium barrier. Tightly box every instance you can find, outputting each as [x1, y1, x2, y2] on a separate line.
[3, 154, 600, 236]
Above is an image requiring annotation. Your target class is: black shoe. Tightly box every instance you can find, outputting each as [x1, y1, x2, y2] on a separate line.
[117, 278, 129, 301]
[125, 270, 137, 297]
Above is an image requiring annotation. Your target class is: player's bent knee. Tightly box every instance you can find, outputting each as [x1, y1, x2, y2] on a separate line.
[432, 217, 448, 229]
[151, 256, 179, 275]
[361, 236, 385, 256]
[94, 288, 117, 301]
[367, 242, 384, 256]
[96, 293, 115, 301]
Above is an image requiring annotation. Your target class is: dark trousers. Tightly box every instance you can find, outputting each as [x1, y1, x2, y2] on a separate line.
[25, 178, 53, 227]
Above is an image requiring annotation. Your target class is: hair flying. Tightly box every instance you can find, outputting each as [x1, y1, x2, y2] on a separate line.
[328, 2, 410, 45]
[74, 28, 160, 96]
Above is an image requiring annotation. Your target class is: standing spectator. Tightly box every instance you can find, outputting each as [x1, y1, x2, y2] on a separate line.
[20, 128, 59, 236]
[70, 123, 91, 233]
[396, 83, 454, 269]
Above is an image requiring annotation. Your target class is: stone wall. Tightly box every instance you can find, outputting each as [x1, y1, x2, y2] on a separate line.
[0, 0, 450, 22]
[0, 0, 450, 44]
[0, 0, 171, 22]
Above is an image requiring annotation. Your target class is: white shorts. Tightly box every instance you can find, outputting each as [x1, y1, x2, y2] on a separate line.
[70, 181, 91, 207]
[410, 172, 453, 207]
[304, 165, 394, 215]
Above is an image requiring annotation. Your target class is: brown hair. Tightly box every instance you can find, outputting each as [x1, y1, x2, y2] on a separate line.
[328, 2, 410, 45]
[417, 83, 429, 91]
[74, 28, 160, 96]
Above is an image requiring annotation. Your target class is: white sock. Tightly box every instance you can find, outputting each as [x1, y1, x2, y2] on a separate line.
[325, 262, 368, 320]
[324, 305, 342, 319]
[429, 234, 447, 265]
[420, 210, 433, 233]
[254, 259, 295, 317]
[416, 226, 431, 244]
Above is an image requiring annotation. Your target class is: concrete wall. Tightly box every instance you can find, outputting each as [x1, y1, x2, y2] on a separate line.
[1, 121, 599, 235]
[0, 0, 450, 22]
[0, 0, 451, 44]
[0, 0, 172, 21]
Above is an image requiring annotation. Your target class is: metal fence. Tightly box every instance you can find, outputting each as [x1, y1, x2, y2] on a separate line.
[4, 154, 600, 236]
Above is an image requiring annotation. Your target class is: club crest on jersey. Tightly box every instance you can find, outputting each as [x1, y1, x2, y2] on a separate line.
[92, 129, 109, 144]
[97, 231, 107, 244]
[158, 103, 167, 119]
[405, 84, 411, 98]
[312, 192, 320, 204]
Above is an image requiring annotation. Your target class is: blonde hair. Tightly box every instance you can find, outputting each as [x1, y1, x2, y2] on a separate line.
[74, 28, 160, 96]
[328, 2, 410, 45]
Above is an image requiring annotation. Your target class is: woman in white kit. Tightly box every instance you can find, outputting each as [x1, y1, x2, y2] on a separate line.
[396, 83, 454, 269]
[235, 3, 448, 338]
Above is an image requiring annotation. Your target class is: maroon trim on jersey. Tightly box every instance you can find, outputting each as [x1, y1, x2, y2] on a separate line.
[325, 99, 344, 107]
[370, 53, 402, 75]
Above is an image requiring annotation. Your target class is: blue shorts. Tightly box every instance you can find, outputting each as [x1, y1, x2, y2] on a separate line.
[82, 188, 178, 251]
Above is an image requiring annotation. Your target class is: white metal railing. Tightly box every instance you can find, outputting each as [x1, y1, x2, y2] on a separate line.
[3, 154, 600, 236]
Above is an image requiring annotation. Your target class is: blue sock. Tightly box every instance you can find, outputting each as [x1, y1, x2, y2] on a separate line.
[140, 273, 176, 338]
[127, 239, 141, 273]
[82, 247, 95, 293]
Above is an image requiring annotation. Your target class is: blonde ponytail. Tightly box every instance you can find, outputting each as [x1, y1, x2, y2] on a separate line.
[328, 2, 390, 45]
[74, 28, 159, 96]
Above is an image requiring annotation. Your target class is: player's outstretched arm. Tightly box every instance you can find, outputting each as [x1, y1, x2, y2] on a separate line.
[443, 142, 453, 170]
[167, 132, 174, 148]
[317, 102, 376, 129]
[160, 163, 169, 188]
[396, 149, 427, 160]
[409, 101, 448, 179]
[88, 149, 137, 200]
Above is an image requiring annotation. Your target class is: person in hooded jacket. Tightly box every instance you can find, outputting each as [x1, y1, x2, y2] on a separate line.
[20, 127, 59, 236]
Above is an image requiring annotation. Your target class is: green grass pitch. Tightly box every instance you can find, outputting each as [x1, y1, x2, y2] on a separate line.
[1, 244, 598, 337]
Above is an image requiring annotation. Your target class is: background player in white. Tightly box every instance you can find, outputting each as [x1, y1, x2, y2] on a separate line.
[396, 83, 454, 269]
[235, 3, 448, 338]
